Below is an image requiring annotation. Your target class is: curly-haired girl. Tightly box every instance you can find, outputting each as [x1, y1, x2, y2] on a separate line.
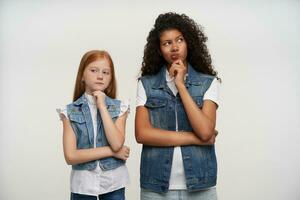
[135, 12, 220, 200]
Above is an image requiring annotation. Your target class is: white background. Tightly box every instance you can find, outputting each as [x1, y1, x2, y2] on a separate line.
[1, 1, 299, 199]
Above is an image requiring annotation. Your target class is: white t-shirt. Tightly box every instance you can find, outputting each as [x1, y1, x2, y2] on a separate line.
[136, 70, 220, 190]
[57, 93, 130, 196]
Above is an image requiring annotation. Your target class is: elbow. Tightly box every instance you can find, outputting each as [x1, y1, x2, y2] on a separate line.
[135, 128, 146, 144]
[111, 144, 123, 152]
[134, 116, 152, 144]
[65, 153, 76, 165]
[135, 132, 142, 144]
[111, 137, 125, 152]
[199, 135, 211, 143]
[196, 128, 215, 142]
[135, 135, 143, 144]
[135, 124, 151, 144]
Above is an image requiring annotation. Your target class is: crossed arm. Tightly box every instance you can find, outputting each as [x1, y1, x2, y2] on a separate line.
[61, 113, 129, 166]
[135, 104, 216, 147]
[135, 61, 218, 146]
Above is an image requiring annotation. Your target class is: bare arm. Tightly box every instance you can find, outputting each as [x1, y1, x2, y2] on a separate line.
[93, 91, 127, 152]
[62, 117, 129, 165]
[97, 104, 127, 152]
[135, 106, 215, 146]
[177, 83, 217, 141]
[170, 60, 217, 142]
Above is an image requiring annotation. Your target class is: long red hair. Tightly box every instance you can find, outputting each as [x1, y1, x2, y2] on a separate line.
[73, 50, 117, 101]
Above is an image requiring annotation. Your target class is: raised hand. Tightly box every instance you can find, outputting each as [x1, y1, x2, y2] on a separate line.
[169, 59, 187, 87]
[92, 90, 106, 109]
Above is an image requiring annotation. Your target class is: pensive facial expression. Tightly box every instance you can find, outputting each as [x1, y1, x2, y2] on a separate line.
[82, 58, 112, 94]
[159, 28, 188, 67]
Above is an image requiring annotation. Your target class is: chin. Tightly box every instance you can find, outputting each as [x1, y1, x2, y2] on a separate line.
[92, 87, 105, 92]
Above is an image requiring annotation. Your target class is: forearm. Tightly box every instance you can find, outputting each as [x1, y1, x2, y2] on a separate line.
[64, 146, 114, 165]
[135, 122, 212, 146]
[98, 106, 125, 151]
[136, 128, 194, 146]
[135, 106, 214, 147]
[177, 83, 216, 141]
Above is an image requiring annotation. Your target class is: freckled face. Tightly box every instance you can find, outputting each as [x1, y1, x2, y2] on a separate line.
[82, 58, 112, 94]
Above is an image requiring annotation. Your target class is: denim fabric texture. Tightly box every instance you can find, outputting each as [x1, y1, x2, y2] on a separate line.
[139, 64, 217, 193]
[71, 187, 125, 200]
[67, 94, 125, 171]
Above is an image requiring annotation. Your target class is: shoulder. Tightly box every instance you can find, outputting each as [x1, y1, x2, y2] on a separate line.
[57, 101, 80, 120]
[66, 94, 87, 114]
[198, 72, 215, 82]
[139, 74, 158, 84]
[66, 102, 81, 114]
[187, 71, 216, 88]
[105, 96, 121, 106]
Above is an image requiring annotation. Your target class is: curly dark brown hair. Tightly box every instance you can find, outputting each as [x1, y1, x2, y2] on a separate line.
[141, 12, 218, 77]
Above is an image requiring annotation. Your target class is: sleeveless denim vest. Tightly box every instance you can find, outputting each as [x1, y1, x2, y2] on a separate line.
[140, 64, 217, 193]
[66, 94, 125, 171]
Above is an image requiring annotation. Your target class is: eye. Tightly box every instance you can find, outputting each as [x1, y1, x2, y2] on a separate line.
[177, 37, 184, 43]
[103, 70, 110, 75]
[90, 69, 97, 73]
[162, 41, 171, 47]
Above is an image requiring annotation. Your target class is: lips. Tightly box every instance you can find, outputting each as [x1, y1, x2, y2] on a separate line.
[170, 54, 179, 60]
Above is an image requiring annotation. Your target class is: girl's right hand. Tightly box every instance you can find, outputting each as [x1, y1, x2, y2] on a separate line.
[92, 91, 106, 109]
[169, 59, 187, 87]
[113, 145, 130, 160]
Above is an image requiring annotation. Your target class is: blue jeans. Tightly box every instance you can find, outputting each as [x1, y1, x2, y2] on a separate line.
[141, 187, 217, 200]
[71, 188, 125, 200]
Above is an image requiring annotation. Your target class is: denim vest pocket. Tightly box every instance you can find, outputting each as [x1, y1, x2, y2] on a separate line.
[145, 98, 168, 129]
[187, 80, 203, 86]
[69, 114, 90, 148]
[69, 114, 85, 123]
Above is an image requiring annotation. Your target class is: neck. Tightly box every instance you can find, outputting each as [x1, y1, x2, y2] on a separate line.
[84, 89, 93, 95]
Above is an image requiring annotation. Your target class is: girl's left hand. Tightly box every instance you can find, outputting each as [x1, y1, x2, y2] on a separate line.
[169, 59, 187, 87]
[92, 91, 106, 108]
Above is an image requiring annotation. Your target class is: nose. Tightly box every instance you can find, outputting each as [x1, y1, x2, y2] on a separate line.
[97, 72, 103, 79]
[171, 43, 179, 52]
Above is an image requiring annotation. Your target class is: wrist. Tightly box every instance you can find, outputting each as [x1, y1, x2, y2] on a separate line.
[97, 102, 107, 110]
[176, 82, 186, 90]
[110, 148, 116, 157]
[184, 132, 196, 145]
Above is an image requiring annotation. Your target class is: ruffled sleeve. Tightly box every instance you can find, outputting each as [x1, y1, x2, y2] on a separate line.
[56, 106, 69, 120]
[119, 99, 130, 117]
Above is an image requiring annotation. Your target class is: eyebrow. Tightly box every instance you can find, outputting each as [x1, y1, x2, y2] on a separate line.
[161, 34, 184, 42]
[88, 66, 110, 70]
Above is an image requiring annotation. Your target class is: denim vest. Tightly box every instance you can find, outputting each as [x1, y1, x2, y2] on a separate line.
[140, 64, 217, 193]
[66, 94, 125, 171]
